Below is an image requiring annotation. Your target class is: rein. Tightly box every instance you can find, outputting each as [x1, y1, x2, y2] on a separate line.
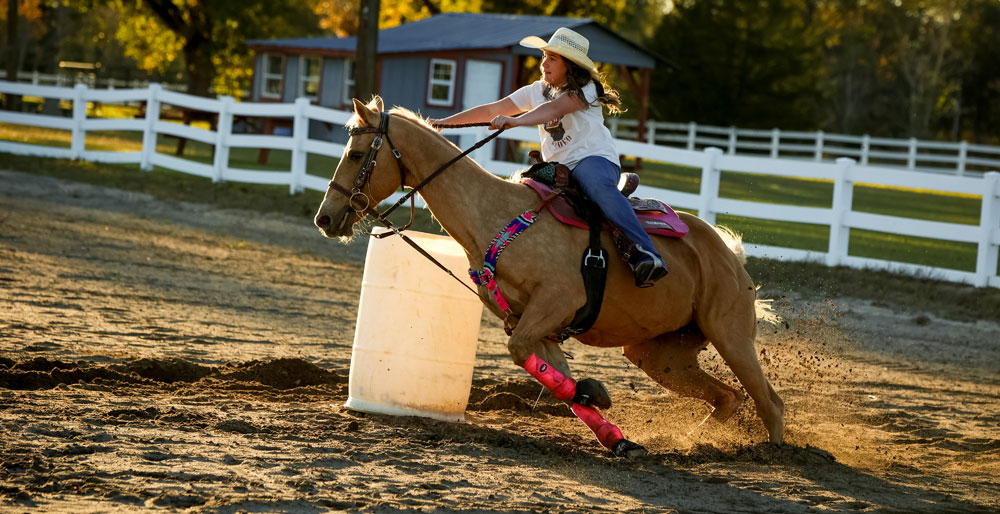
[327, 116, 506, 295]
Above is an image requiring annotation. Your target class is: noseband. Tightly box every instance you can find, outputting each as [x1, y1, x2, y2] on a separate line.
[327, 112, 411, 229]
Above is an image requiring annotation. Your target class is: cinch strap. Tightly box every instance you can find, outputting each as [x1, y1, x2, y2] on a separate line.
[469, 210, 539, 315]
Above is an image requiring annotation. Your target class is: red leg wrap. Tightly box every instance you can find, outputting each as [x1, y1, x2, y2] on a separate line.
[522, 354, 576, 402]
[570, 403, 624, 450]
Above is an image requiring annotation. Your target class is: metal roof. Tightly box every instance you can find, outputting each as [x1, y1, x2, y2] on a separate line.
[247, 13, 657, 67]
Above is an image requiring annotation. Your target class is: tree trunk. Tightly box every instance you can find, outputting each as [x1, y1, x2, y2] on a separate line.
[6, 0, 21, 110]
[183, 37, 215, 97]
[356, 0, 380, 102]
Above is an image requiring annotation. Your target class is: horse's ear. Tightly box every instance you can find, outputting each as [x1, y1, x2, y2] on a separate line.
[352, 98, 380, 127]
[370, 95, 384, 112]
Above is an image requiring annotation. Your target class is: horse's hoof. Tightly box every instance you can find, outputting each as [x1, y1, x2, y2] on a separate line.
[573, 378, 612, 410]
[611, 439, 647, 459]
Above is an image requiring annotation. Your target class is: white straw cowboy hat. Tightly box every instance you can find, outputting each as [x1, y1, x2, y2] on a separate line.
[520, 27, 601, 80]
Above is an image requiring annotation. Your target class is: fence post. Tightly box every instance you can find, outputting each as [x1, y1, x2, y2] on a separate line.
[687, 122, 697, 150]
[907, 137, 917, 169]
[957, 141, 968, 176]
[608, 117, 618, 138]
[727, 126, 737, 154]
[814, 130, 824, 161]
[859, 134, 870, 165]
[974, 171, 1000, 287]
[212, 95, 234, 184]
[698, 147, 723, 225]
[646, 122, 656, 145]
[69, 83, 88, 160]
[140, 83, 162, 171]
[472, 126, 492, 164]
[290, 97, 310, 194]
[770, 128, 780, 158]
[827, 158, 856, 267]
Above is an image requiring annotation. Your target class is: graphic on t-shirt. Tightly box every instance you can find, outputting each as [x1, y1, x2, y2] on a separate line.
[544, 118, 572, 148]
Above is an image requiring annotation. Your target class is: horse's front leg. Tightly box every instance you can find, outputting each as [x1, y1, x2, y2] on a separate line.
[506, 290, 647, 458]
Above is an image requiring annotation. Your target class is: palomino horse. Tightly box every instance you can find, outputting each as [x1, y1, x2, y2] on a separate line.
[315, 97, 784, 455]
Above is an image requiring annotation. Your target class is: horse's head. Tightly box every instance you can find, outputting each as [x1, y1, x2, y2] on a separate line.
[314, 96, 407, 239]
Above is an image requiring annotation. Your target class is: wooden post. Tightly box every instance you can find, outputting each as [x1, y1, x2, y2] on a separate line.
[698, 147, 722, 225]
[861, 134, 870, 165]
[958, 141, 968, 176]
[770, 128, 780, 158]
[212, 95, 234, 183]
[140, 84, 162, 171]
[814, 130, 824, 161]
[975, 172, 1000, 287]
[5, 0, 19, 110]
[356, 0, 380, 101]
[70, 84, 87, 159]
[290, 97, 310, 194]
[827, 158, 856, 267]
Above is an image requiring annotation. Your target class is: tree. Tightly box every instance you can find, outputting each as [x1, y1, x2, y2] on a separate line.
[112, 0, 324, 97]
[646, 0, 828, 130]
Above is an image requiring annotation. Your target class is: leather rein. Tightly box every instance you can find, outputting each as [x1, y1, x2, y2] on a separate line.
[326, 112, 507, 293]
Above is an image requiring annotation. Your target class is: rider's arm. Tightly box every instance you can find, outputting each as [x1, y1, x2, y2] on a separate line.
[491, 93, 587, 129]
[432, 98, 521, 126]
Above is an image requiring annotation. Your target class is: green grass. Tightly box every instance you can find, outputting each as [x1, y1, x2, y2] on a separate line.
[634, 159, 987, 273]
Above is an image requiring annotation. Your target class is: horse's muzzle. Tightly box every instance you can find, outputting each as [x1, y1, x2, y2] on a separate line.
[314, 206, 355, 238]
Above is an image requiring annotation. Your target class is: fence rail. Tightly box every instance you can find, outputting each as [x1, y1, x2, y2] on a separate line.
[606, 119, 1000, 177]
[1, 81, 998, 289]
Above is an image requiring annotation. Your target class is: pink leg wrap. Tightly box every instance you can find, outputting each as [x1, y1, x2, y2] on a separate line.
[523, 354, 576, 402]
[522, 354, 625, 450]
[570, 403, 625, 449]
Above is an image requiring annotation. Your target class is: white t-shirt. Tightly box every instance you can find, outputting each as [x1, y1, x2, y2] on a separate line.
[508, 80, 619, 169]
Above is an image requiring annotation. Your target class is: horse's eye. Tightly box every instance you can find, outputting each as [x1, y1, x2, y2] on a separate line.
[348, 151, 363, 161]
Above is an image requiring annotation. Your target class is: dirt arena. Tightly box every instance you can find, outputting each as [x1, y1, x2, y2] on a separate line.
[1, 169, 998, 513]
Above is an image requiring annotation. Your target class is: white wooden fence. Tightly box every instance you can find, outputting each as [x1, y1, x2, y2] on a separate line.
[1, 81, 998, 289]
[608, 119, 1000, 177]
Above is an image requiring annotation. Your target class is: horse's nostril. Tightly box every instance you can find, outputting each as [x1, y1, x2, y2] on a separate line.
[317, 215, 332, 227]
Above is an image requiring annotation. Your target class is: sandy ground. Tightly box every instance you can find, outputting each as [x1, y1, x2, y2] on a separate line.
[1, 169, 998, 513]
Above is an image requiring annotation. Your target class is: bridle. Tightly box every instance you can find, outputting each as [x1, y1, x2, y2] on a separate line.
[326, 111, 508, 291]
[327, 112, 413, 233]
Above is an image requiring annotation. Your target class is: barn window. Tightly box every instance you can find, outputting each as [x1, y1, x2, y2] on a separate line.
[342, 60, 356, 105]
[300, 56, 321, 100]
[427, 58, 456, 106]
[262, 54, 285, 99]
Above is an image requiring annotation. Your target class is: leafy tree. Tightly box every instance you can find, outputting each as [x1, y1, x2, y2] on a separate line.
[111, 0, 324, 97]
[953, 0, 1000, 143]
[646, 0, 828, 130]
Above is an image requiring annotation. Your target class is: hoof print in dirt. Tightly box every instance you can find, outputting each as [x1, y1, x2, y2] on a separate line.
[611, 439, 647, 459]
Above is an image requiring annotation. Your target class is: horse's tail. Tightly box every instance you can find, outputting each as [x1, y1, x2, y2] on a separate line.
[713, 225, 747, 264]
[713, 225, 781, 325]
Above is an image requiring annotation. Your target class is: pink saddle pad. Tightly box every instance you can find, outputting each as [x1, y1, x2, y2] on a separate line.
[522, 179, 689, 238]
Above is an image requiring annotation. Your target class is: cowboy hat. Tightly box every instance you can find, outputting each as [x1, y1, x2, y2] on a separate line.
[520, 27, 601, 81]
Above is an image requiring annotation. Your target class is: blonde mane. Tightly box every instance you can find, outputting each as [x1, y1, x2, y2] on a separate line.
[344, 96, 435, 132]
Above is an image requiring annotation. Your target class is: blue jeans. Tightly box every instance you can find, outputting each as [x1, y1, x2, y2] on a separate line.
[571, 156, 663, 260]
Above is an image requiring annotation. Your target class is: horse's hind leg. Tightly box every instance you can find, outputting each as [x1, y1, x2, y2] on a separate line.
[699, 301, 785, 443]
[623, 326, 743, 421]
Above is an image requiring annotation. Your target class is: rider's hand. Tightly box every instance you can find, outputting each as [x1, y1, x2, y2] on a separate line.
[490, 115, 516, 130]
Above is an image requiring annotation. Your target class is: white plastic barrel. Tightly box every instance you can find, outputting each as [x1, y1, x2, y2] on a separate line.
[344, 227, 483, 422]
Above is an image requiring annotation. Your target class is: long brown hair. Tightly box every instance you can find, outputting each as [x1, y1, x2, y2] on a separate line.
[542, 55, 625, 116]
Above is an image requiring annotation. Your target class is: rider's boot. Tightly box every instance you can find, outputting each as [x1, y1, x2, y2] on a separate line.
[628, 245, 668, 288]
